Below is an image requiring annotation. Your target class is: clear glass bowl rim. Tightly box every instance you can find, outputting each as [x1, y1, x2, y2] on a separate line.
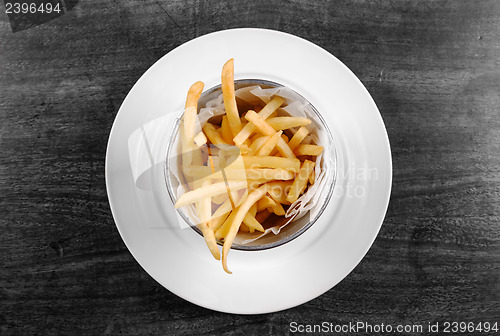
[164, 79, 337, 251]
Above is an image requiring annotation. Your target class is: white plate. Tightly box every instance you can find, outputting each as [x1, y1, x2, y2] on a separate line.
[105, 28, 392, 314]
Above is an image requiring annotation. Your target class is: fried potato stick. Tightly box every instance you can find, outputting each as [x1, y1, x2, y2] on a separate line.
[270, 201, 286, 216]
[243, 213, 264, 233]
[267, 181, 293, 205]
[221, 183, 273, 273]
[244, 110, 296, 159]
[247, 135, 270, 156]
[256, 130, 282, 156]
[220, 115, 234, 145]
[294, 144, 324, 156]
[194, 174, 220, 260]
[182, 81, 204, 168]
[221, 59, 242, 137]
[286, 160, 316, 203]
[242, 156, 301, 173]
[174, 181, 247, 208]
[266, 117, 311, 131]
[233, 96, 285, 146]
[197, 222, 220, 260]
[308, 168, 316, 185]
[203, 123, 228, 147]
[257, 195, 277, 212]
[183, 166, 294, 181]
[193, 131, 207, 147]
[215, 207, 240, 240]
[209, 211, 230, 232]
[288, 126, 309, 150]
[212, 191, 247, 220]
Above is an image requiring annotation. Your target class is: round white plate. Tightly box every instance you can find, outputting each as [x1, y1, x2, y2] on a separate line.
[105, 28, 392, 314]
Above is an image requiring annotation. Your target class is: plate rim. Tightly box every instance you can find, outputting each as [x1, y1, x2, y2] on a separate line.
[105, 27, 392, 314]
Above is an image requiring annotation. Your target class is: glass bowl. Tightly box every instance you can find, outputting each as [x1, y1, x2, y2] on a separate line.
[165, 79, 336, 250]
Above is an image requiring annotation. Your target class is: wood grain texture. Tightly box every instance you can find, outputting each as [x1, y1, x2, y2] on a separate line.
[1, 0, 499, 335]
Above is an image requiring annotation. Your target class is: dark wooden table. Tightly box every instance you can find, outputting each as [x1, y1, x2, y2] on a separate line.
[1, 1, 499, 335]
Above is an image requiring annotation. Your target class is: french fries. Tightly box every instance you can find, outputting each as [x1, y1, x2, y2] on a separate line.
[257, 195, 277, 212]
[175, 59, 322, 273]
[184, 166, 294, 181]
[203, 123, 228, 147]
[221, 59, 242, 137]
[256, 131, 282, 156]
[197, 178, 220, 260]
[244, 110, 296, 159]
[233, 96, 285, 146]
[294, 144, 324, 156]
[220, 116, 234, 145]
[193, 131, 207, 147]
[266, 117, 312, 131]
[221, 183, 273, 273]
[286, 160, 315, 203]
[247, 135, 270, 156]
[288, 126, 309, 150]
[242, 156, 301, 173]
[267, 181, 293, 205]
[181, 81, 204, 169]
[174, 180, 248, 208]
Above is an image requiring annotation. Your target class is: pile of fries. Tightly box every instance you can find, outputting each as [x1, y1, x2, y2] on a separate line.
[174, 59, 323, 273]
